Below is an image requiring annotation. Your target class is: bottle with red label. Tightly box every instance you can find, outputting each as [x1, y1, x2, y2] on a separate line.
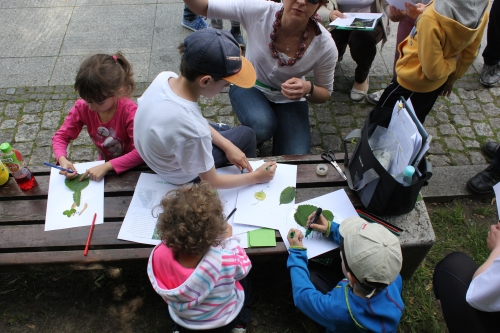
[0, 142, 36, 191]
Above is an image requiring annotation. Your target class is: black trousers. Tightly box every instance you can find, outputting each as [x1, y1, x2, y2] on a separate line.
[433, 252, 500, 333]
[376, 78, 445, 123]
[483, 0, 500, 66]
[331, 24, 384, 84]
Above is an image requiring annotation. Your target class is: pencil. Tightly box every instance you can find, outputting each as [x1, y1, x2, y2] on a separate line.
[227, 208, 237, 221]
[43, 162, 74, 173]
[84, 213, 97, 256]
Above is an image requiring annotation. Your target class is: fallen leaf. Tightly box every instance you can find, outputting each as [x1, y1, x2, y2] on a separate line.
[492, 198, 496, 205]
[279, 186, 296, 205]
[35, 290, 45, 300]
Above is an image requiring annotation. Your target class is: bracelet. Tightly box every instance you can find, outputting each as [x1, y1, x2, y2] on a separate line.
[305, 81, 314, 98]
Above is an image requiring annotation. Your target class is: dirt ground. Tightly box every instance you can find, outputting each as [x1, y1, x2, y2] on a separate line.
[0, 197, 497, 333]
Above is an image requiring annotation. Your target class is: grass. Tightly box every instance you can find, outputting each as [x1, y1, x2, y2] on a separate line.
[398, 201, 490, 333]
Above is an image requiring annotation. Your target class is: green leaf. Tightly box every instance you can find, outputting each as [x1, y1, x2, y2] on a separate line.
[65, 176, 90, 207]
[254, 190, 266, 201]
[62, 208, 76, 218]
[279, 186, 296, 205]
[294, 204, 318, 228]
[322, 210, 334, 222]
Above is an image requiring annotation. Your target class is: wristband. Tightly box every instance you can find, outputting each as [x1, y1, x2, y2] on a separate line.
[305, 81, 314, 98]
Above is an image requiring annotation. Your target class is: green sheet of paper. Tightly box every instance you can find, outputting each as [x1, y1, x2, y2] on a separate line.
[247, 228, 276, 247]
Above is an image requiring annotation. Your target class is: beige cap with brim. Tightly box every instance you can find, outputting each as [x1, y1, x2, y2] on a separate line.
[223, 56, 256, 89]
[339, 217, 402, 286]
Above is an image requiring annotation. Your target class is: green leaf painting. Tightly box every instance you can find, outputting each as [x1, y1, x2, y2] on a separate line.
[63, 208, 76, 218]
[279, 186, 296, 205]
[64, 176, 90, 206]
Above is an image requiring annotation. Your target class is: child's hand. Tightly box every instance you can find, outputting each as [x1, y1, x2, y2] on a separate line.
[225, 145, 253, 173]
[79, 162, 114, 182]
[307, 212, 329, 234]
[224, 224, 233, 239]
[58, 156, 78, 179]
[287, 228, 304, 247]
[253, 162, 277, 184]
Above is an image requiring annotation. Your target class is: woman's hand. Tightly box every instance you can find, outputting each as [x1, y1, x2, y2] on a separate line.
[225, 144, 253, 172]
[281, 78, 310, 101]
[405, 2, 426, 20]
[79, 162, 114, 182]
[329, 10, 346, 22]
[307, 212, 329, 234]
[58, 156, 78, 179]
[389, 5, 406, 22]
[287, 228, 304, 247]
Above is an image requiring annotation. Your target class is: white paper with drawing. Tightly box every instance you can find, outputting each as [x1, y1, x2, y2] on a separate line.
[118, 173, 178, 245]
[233, 163, 297, 230]
[280, 189, 358, 259]
[45, 161, 105, 231]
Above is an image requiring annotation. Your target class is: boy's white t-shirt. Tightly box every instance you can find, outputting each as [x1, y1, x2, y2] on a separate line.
[134, 71, 214, 185]
[466, 254, 500, 312]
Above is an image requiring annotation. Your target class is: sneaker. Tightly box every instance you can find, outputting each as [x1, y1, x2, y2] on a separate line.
[467, 164, 500, 194]
[480, 63, 500, 87]
[231, 32, 246, 49]
[484, 141, 500, 159]
[366, 89, 384, 105]
[231, 326, 247, 333]
[181, 16, 207, 32]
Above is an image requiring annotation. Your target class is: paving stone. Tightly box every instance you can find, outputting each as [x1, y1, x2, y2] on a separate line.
[444, 137, 464, 150]
[356, 117, 365, 128]
[429, 142, 445, 154]
[29, 147, 54, 166]
[469, 113, 486, 121]
[216, 116, 235, 128]
[432, 99, 447, 112]
[436, 111, 449, 123]
[473, 122, 494, 137]
[425, 115, 437, 126]
[331, 91, 350, 102]
[20, 114, 41, 123]
[439, 124, 456, 135]
[310, 128, 321, 146]
[322, 135, 341, 151]
[482, 104, 500, 117]
[450, 152, 471, 166]
[453, 115, 471, 126]
[335, 115, 355, 127]
[6, 88, 15, 95]
[490, 87, 500, 97]
[4, 103, 22, 118]
[318, 123, 337, 134]
[428, 154, 451, 167]
[0, 130, 14, 143]
[0, 119, 17, 130]
[202, 106, 218, 117]
[13, 142, 34, 158]
[469, 151, 487, 165]
[351, 104, 371, 117]
[446, 92, 461, 104]
[316, 107, 333, 123]
[42, 111, 62, 129]
[43, 100, 65, 111]
[489, 118, 500, 130]
[464, 140, 480, 148]
[15, 123, 40, 142]
[449, 105, 466, 115]
[331, 102, 351, 115]
[23, 101, 43, 114]
[219, 106, 233, 116]
[464, 100, 481, 112]
[309, 117, 317, 126]
[426, 127, 438, 138]
[457, 88, 476, 100]
[458, 127, 476, 138]
[70, 146, 97, 162]
[476, 90, 494, 103]
[63, 100, 77, 114]
[35, 130, 54, 147]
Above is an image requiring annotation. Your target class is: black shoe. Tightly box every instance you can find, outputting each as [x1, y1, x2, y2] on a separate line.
[467, 164, 500, 194]
[484, 141, 500, 159]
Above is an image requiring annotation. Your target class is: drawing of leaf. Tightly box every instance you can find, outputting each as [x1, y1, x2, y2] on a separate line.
[323, 210, 334, 222]
[65, 176, 90, 207]
[63, 208, 76, 218]
[279, 186, 296, 205]
[254, 190, 266, 201]
[294, 204, 318, 227]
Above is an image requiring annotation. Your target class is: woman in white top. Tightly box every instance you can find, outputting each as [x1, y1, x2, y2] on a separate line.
[433, 222, 500, 332]
[183, 0, 338, 155]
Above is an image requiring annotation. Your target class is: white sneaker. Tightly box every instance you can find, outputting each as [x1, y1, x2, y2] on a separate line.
[366, 89, 384, 105]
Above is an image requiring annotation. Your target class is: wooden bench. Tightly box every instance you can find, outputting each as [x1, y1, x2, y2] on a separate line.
[0, 155, 435, 278]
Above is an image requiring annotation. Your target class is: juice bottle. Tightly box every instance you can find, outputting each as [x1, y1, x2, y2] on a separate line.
[0, 142, 36, 190]
[0, 162, 9, 186]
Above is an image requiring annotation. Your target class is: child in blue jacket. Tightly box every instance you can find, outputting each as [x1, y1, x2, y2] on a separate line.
[287, 216, 404, 333]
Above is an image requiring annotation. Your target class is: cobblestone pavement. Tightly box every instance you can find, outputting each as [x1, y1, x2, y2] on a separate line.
[0, 72, 499, 168]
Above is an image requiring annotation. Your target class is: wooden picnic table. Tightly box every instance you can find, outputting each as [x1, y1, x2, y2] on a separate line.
[0, 155, 434, 278]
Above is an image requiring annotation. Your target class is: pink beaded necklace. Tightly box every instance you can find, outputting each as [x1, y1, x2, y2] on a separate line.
[269, 8, 322, 67]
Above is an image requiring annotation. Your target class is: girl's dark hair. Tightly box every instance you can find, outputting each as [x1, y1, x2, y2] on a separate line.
[75, 52, 135, 103]
[177, 43, 223, 83]
[155, 182, 228, 257]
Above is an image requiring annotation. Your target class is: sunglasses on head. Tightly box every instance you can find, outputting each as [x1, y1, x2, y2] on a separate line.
[307, 0, 321, 4]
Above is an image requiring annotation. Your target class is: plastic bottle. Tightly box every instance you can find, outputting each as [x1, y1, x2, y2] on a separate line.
[395, 166, 416, 186]
[0, 142, 36, 190]
[0, 162, 9, 186]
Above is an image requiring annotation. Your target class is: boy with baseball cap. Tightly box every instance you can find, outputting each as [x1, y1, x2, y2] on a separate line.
[287, 215, 404, 332]
[134, 28, 276, 189]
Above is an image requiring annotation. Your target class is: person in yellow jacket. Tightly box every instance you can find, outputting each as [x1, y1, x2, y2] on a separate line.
[376, 0, 489, 123]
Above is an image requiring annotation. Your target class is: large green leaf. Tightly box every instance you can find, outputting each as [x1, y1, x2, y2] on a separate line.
[65, 176, 90, 206]
[322, 210, 334, 222]
[294, 204, 318, 227]
[279, 186, 296, 205]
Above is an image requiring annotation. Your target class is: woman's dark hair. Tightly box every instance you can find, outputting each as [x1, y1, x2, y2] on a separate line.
[75, 52, 135, 103]
[177, 43, 223, 83]
[155, 182, 228, 257]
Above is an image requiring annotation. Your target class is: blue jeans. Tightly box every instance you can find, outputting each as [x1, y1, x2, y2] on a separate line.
[210, 123, 256, 167]
[229, 85, 311, 155]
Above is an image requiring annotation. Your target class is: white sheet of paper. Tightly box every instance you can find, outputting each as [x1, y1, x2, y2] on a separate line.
[280, 189, 358, 259]
[494, 183, 500, 221]
[328, 13, 383, 29]
[118, 173, 178, 245]
[233, 163, 297, 230]
[45, 161, 105, 231]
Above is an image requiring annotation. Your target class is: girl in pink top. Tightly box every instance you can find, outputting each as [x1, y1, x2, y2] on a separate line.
[52, 52, 143, 182]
